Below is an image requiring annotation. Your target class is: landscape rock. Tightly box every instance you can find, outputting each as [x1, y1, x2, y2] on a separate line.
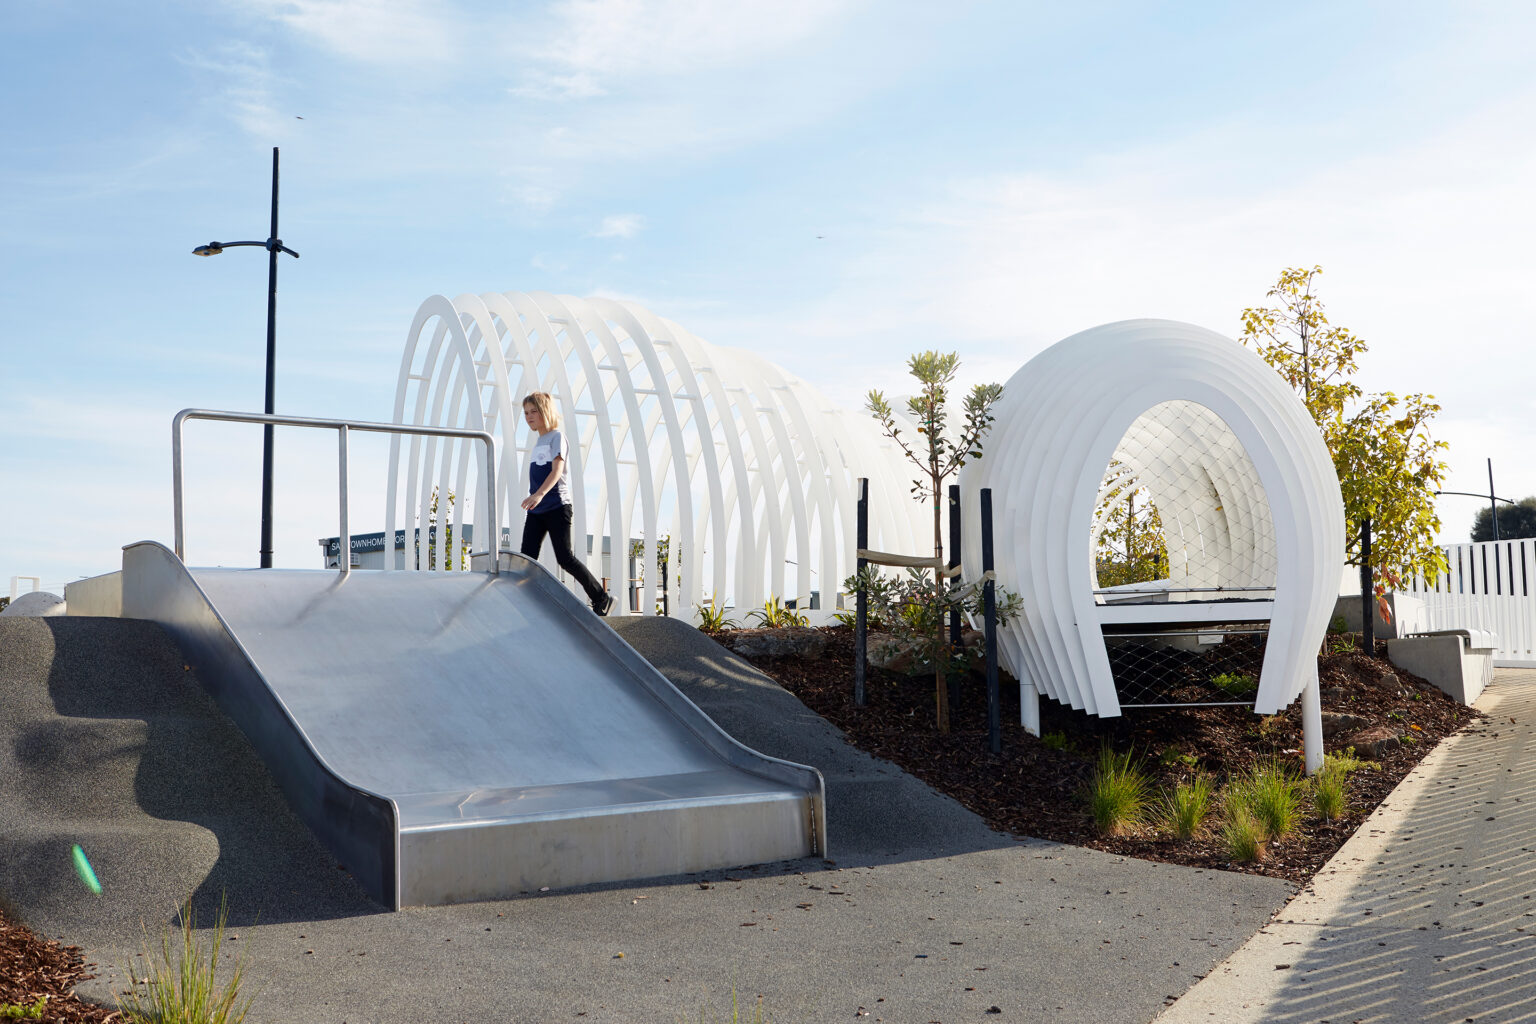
[1346, 724, 1402, 759]
[1372, 670, 1402, 692]
[867, 632, 925, 674]
[1321, 712, 1370, 739]
[723, 627, 827, 660]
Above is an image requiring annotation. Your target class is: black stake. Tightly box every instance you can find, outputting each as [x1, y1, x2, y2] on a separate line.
[1360, 516, 1374, 656]
[855, 477, 869, 707]
[948, 483, 962, 714]
[982, 487, 999, 754]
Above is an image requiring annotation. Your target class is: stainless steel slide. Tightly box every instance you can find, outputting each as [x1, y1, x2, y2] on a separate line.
[112, 541, 825, 908]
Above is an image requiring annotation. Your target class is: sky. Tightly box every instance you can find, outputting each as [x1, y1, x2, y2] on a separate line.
[3, 0, 1535, 594]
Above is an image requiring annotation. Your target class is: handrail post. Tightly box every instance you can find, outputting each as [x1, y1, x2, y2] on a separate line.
[337, 423, 350, 577]
[854, 477, 869, 707]
[485, 435, 499, 576]
[172, 411, 188, 561]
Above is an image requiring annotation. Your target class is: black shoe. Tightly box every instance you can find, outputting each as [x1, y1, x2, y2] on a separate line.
[593, 594, 615, 617]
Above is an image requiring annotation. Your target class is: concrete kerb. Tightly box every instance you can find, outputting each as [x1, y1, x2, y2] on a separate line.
[5, 615, 1294, 1024]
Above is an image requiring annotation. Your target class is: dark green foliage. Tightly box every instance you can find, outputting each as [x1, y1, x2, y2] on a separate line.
[1471, 497, 1536, 542]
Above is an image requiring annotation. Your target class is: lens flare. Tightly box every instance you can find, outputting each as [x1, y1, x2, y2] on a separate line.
[71, 844, 101, 895]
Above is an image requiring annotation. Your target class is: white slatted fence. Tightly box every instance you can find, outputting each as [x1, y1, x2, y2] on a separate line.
[1407, 539, 1536, 666]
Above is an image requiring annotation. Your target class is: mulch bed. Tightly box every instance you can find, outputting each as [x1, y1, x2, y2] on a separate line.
[728, 625, 1485, 885]
[0, 906, 115, 1022]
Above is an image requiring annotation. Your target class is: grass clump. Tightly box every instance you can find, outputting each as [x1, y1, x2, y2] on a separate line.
[1040, 730, 1069, 752]
[1157, 774, 1214, 840]
[118, 896, 253, 1024]
[1311, 749, 1367, 821]
[1312, 765, 1348, 821]
[685, 986, 770, 1023]
[1222, 805, 1267, 862]
[1225, 758, 1305, 842]
[1085, 746, 1151, 836]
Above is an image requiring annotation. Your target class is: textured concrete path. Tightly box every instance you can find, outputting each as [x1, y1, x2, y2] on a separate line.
[1156, 668, 1536, 1024]
[2, 615, 1292, 1024]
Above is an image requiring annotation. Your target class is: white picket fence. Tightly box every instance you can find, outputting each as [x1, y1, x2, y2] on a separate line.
[1406, 539, 1536, 666]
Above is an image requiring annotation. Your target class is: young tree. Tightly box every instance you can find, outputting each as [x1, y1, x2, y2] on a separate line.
[867, 351, 1003, 732]
[1241, 267, 1449, 593]
[1094, 467, 1167, 588]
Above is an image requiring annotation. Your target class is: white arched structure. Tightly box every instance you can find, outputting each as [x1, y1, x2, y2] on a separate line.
[960, 320, 1343, 766]
[387, 291, 922, 621]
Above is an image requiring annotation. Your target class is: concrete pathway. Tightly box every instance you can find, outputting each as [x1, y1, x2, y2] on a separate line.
[1156, 668, 1536, 1024]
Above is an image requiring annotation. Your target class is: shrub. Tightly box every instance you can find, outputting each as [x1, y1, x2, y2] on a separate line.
[747, 596, 808, 629]
[695, 598, 738, 634]
[0, 997, 46, 1020]
[1222, 805, 1266, 862]
[1209, 672, 1256, 698]
[1228, 759, 1305, 840]
[118, 897, 253, 1024]
[1085, 746, 1151, 836]
[1040, 731, 1069, 752]
[1158, 774, 1214, 840]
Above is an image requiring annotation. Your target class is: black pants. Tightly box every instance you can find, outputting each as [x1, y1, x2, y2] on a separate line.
[521, 504, 608, 606]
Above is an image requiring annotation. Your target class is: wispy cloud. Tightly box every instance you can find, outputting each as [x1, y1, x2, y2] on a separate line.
[236, 0, 455, 63]
[591, 213, 645, 239]
[181, 41, 285, 137]
[512, 0, 863, 96]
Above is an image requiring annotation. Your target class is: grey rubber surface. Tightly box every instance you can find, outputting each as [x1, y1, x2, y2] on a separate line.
[2, 613, 1292, 1023]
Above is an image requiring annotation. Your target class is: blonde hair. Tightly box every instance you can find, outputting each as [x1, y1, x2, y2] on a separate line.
[522, 392, 560, 431]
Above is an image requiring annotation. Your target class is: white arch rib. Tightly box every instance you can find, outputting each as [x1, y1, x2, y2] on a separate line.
[390, 291, 923, 622]
[960, 319, 1344, 718]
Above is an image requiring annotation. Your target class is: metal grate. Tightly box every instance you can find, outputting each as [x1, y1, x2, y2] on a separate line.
[1105, 625, 1268, 708]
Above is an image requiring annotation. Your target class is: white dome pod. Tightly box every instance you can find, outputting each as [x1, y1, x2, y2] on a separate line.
[960, 320, 1343, 766]
[389, 291, 924, 621]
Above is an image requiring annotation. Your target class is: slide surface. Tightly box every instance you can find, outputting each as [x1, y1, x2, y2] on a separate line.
[118, 542, 824, 907]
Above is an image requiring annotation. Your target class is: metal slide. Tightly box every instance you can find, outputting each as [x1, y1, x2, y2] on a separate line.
[113, 541, 825, 908]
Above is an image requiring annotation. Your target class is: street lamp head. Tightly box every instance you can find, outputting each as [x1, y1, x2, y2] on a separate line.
[192, 243, 225, 257]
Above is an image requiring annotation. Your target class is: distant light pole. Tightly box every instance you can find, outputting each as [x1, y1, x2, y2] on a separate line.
[1436, 459, 1513, 541]
[192, 146, 300, 568]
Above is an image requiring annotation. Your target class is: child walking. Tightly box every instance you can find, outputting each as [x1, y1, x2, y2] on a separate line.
[518, 392, 615, 616]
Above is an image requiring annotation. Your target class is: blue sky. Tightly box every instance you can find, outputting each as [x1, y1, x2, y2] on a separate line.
[4, 0, 1535, 592]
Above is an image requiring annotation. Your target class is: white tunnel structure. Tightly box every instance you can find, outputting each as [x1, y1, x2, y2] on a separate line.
[959, 319, 1345, 741]
[387, 291, 923, 620]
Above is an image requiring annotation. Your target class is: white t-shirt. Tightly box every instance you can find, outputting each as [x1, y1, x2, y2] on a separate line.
[528, 429, 571, 512]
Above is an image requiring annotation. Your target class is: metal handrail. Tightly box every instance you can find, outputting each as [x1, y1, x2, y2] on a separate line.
[173, 409, 497, 576]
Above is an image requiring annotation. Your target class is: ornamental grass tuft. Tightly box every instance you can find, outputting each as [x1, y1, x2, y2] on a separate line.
[1085, 745, 1151, 836]
[1158, 773, 1214, 840]
[1227, 758, 1305, 841]
[1222, 805, 1267, 862]
[118, 895, 253, 1024]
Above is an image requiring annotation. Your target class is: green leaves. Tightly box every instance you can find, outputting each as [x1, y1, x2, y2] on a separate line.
[1242, 267, 1448, 587]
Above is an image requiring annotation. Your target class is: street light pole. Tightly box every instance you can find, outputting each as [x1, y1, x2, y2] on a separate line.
[192, 146, 299, 569]
[1489, 458, 1500, 542]
[261, 147, 281, 569]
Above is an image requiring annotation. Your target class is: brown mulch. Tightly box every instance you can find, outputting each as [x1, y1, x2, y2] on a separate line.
[0, 906, 116, 1022]
[729, 625, 1485, 885]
